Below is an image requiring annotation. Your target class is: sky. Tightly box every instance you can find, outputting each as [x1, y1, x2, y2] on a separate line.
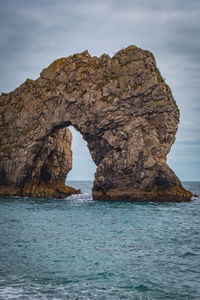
[0, 0, 199, 181]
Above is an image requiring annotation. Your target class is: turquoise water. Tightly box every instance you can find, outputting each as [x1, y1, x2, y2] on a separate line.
[0, 181, 200, 299]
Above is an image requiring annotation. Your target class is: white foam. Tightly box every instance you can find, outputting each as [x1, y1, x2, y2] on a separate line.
[65, 192, 92, 201]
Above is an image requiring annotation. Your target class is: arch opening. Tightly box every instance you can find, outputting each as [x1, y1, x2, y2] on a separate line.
[66, 126, 96, 193]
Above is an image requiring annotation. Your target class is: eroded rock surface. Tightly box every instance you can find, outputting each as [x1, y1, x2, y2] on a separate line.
[0, 45, 192, 201]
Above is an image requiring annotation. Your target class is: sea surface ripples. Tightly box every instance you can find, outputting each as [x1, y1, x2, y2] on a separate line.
[0, 181, 199, 299]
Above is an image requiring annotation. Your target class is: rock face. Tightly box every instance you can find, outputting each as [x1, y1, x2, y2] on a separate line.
[0, 124, 80, 198]
[0, 45, 192, 201]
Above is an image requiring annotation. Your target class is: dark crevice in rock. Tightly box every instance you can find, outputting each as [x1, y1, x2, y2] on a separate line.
[40, 162, 52, 183]
[0, 168, 7, 186]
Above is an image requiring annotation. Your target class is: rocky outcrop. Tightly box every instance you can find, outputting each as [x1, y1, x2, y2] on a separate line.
[0, 45, 192, 201]
[0, 125, 80, 198]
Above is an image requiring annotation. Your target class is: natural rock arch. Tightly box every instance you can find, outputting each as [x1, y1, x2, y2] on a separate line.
[0, 45, 192, 201]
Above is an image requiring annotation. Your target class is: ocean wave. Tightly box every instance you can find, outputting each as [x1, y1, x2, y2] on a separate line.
[65, 192, 93, 201]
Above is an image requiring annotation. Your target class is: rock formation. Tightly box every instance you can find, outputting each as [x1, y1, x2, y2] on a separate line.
[0, 45, 192, 201]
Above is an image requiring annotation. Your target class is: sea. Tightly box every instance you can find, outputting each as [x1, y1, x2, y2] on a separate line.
[0, 181, 199, 300]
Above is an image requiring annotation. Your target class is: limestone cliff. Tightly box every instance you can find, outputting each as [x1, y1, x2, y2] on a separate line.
[0, 45, 192, 201]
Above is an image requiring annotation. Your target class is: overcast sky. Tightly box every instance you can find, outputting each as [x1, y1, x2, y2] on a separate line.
[0, 0, 199, 181]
